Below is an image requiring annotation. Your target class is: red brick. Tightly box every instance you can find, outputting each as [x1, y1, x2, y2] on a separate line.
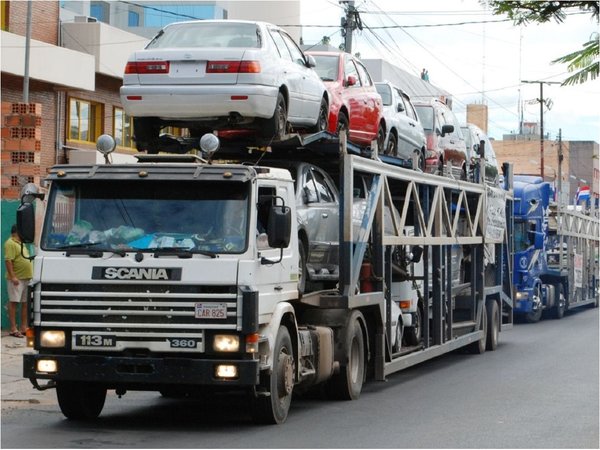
[19, 165, 41, 177]
[1, 138, 21, 151]
[1, 102, 12, 115]
[19, 139, 41, 151]
[1, 127, 10, 138]
[4, 115, 21, 127]
[21, 114, 41, 127]
[2, 188, 20, 200]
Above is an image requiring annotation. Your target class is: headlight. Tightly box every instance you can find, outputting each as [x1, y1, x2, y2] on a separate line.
[213, 334, 240, 352]
[516, 292, 529, 300]
[40, 330, 65, 348]
[215, 364, 238, 379]
[37, 359, 58, 373]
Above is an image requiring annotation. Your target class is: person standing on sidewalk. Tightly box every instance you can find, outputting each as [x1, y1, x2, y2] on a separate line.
[4, 225, 33, 338]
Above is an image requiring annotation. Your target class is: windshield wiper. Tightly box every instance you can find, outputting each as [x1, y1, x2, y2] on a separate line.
[152, 247, 217, 259]
[57, 243, 126, 257]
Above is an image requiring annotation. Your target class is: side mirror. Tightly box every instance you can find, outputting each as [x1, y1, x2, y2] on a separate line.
[267, 205, 291, 249]
[397, 103, 405, 112]
[16, 203, 35, 244]
[477, 139, 485, 157]
[303, 186, 318, 204]
[306, 54, 316, 68]
[411, 246, 423, 263]
[346, 75, 357, 87]
[440, 124, 454, 136]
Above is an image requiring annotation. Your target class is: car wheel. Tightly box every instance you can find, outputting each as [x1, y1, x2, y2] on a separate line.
[309, 97, 329, 133]
[336, 111, 349, 137]
[413, 148, 425, 171]
[262, 92, 287, 141]
[384, 131, 397, 156]
[376, 123, 385, 154]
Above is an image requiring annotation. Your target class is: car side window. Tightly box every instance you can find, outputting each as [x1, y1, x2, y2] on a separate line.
[447, 109, 464, 138]
[402, 92, 419, 121]
[280, 31, 306, 66]
[269, 30, 293, 61]
[394, 88, 407, 115]
[311, 169, 335, 203]
[344, 58, 361, 86]
[303, 169, 319, 203]
[355, 61, 373, 87]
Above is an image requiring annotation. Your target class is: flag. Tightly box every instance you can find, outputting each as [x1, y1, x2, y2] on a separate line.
[576, 186, 591, 204]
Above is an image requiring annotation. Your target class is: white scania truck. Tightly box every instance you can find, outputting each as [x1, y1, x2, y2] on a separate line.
[19, 133, 514, 424]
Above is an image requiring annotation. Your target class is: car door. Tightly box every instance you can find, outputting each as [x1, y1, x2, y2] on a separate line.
[401, 91, 426, 154]
[342, 56, 367, 142]
[354, 60, 380, 140]
[278, 31, 322, 122]
[267, 28, 303, 121]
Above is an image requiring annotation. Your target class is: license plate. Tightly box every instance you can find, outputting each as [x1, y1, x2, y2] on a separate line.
[171, 61, 205, 77]
[195, 303, 227, 319]
[74, 334, 116, 347]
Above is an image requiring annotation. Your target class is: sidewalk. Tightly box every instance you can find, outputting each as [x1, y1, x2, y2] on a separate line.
[1, 331, 55, 410]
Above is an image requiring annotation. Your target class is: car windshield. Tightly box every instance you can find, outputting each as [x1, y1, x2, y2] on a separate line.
[514, 220, 531, 253]
[375, 84, 392, 106]
[311, 55, 339, 81]
[414, 105, 434, 131]
[461, 127, 473, 149]
[42, 179, 250, 254]
[146, 22, 260, 49]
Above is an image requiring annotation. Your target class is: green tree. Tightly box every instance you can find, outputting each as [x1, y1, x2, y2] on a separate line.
[487, 1, 599, 85]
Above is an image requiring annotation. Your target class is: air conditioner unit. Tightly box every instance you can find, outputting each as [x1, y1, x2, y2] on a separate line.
[74, 16, 98, 23]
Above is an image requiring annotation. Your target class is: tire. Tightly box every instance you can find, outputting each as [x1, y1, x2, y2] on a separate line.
[298, 241, 307, 296]
[384, 131, 398, 156]
[56, 381, 106, 420]
[336, 111, 349, 136]
[404, 304, 422, 346]
[376, 123, 385, 154]
[262, 92, 287, 140]
[413, 148, 425, 172]
[392, 315, 403, 353]
[252, 326, 294, 424]
[466, 302, 487, 354]
[325, 310, 366, 400]
[485, 300, 499, 351]
[309, 97, 329, 133]
[133, 117, 161, 153]
[552, 284, 566, 319]
[525, 286, 543, 323]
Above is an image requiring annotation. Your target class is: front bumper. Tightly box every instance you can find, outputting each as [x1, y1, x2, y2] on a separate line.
[514, 290, 534, 313]
[120, 84, 278, 119]
[24, 353, 259, 387]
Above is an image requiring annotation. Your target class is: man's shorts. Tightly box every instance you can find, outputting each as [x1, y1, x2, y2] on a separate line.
[7, 279, 30, 303]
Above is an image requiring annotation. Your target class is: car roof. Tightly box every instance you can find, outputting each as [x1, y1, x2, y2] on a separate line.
[162, 19, 277, 30]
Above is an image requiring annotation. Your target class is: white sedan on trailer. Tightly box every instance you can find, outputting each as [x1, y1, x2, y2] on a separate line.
[120, 20, 329, 153]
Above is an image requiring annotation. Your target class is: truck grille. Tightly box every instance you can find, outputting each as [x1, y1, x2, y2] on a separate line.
[38, 283, 240, 335]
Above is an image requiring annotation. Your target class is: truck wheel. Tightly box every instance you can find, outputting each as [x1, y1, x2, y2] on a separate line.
[404, 304, 422, 346]
[326, 310, 366, 400]
[308, 97, 329, 133]
[466, 303, 487, 354]
[133, 117, 161, 153]
[262, 92, 287, 141]
[392, 315, 403, 353]
[525, 286, 543, 323]
[552, 284, 566, 319]
[485, 300, 499, 351]
[252, 326, 294, 424]
[56, 381, 106, 420]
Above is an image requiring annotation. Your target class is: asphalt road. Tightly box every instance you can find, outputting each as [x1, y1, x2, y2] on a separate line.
[2, 306, 598, 449]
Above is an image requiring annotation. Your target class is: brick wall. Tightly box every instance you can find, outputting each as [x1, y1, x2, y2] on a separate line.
[6, 0, 59, 44]
[1, 73, 60, 173]
[1, 101, 42, 199]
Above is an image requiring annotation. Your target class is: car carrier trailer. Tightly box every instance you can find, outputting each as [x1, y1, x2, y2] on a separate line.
[18, 132, 514, 424]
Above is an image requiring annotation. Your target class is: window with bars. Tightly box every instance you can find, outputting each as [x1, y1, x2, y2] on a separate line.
[68, 98, 103, 143]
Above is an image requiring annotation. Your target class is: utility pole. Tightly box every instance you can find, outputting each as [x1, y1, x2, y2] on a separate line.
[23, 0, 32, 103]
[557, 128, 563, 205]
[340, 1, 361, 54]
[521, 80, 561, 180]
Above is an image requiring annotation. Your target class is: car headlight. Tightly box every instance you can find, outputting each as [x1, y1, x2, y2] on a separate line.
[40, 330, 65, 348]
[213, 334, 240, 352]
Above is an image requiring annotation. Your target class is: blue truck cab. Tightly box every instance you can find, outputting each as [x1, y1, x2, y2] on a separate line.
[513, 176, 561, 322]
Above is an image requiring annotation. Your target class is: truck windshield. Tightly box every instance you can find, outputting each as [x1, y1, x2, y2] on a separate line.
[41, 179, 250, 254]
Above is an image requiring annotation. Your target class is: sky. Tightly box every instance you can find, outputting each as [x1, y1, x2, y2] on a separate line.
[298, 0, 599, 143]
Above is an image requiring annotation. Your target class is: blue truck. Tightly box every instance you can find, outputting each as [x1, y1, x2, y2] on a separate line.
[513, 175, 599, 322]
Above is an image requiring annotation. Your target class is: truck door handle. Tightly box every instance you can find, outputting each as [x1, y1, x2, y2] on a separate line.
[322, 213, 329, 218]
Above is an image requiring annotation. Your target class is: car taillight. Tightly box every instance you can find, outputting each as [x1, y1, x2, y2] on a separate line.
[124, 61, 170, 74]
[206, 60, 261, 73]
[426, 133, 436, 151]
